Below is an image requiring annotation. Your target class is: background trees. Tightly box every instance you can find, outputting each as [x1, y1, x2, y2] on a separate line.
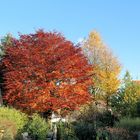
[0, 29, 139, 139]
[0, 34, 13, 106]
[111, 71, 140, 117]
[0, 34, 12, 59]
[1, 30, 92, 114]
[82, 31, 121, 107]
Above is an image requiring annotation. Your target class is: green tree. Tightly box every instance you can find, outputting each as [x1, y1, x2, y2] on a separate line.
[0, 34, 12, 58]
[0, 34, 13, 106]
[111, 71, 140, 117]
[123, 70, 132, 88]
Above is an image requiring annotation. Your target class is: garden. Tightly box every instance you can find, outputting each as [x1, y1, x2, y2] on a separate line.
[0, 30, 140, 140]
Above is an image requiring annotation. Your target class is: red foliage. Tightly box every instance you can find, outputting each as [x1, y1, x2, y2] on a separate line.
[2, 30, 93, 114]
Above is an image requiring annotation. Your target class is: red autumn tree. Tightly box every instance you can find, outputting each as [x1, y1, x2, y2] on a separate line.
[2, 30, 92, 114]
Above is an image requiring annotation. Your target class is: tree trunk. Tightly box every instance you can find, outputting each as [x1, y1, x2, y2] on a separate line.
[106, 96, 109, 110]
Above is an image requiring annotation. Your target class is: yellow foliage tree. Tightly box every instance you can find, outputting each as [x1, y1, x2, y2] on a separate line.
[82, 31, 121, 108]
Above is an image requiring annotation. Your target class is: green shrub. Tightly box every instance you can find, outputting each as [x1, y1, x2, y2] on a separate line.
[57, 121, 78, 140]
[95, 128, 110, 140]
[73, 121, 96, 140]
[136, 100, 140, 117]
[76, 108, 117, 127]
[115, 117, 140, 132]
[75, 103, 98, 123]
[75, 103, 118, 128]
[26, 113, 49, 140]
[0, 107, 28, 139]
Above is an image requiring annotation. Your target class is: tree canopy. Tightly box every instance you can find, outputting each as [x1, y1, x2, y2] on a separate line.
[82, 31, 121, 106]
[1, 30, 93, 114]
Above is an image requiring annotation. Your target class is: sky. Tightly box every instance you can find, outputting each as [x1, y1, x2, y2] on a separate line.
[0, 0, 140, 79]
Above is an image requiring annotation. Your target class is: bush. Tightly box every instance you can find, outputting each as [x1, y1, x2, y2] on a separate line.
[0, 120, 16, 140]
[96, 110, 119, 127]
[106, 127, 133, 140]
[57, 121, 78, 140]
[136, 100, 140, 117]
[26, 113, 49, 140]
[115, 117, 140, 132]
[73, 121, 96, 140]
[75, 103, 98, 123]
[96, 128, 110, 140]
[75, 103, 118, 127]
[0, 107, 28, 139]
